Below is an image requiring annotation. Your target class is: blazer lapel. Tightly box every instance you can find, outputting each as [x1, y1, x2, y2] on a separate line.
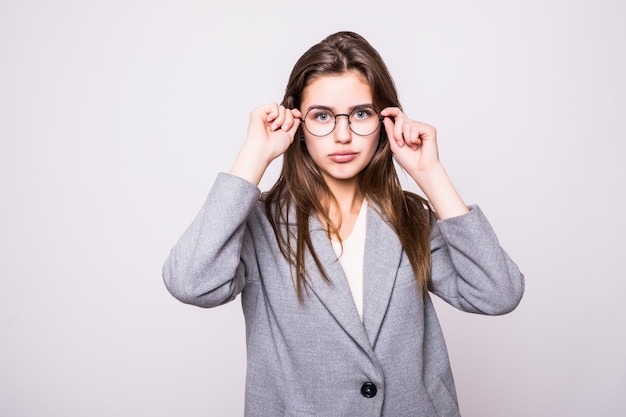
[304, 216, 374, 355]
[362, 206, 403, 348]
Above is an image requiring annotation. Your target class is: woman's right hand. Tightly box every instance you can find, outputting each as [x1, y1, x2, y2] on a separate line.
[230, 103, 301, 185]
[246, 103, 302, 162]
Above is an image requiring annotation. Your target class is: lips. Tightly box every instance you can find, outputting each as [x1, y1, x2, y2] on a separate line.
[329, 151, 357, 163]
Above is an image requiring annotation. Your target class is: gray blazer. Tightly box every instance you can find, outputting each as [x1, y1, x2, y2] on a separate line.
[163, 173, 524, 417]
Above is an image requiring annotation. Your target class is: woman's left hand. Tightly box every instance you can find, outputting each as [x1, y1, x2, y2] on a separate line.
[381, 107, 469, 219]
[381, 107, 441, 180]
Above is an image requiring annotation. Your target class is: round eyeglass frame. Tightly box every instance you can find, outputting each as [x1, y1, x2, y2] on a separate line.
[300, 106, 383, 137]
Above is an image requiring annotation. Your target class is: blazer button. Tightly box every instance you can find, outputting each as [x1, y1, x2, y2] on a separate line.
[360, 382, 377, 398]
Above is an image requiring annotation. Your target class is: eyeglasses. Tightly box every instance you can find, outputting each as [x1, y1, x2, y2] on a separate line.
[300, 106, 383, 137]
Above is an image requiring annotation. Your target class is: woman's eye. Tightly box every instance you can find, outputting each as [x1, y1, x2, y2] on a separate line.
[353, 109, 371, 120]
[313, 112, 332, 122]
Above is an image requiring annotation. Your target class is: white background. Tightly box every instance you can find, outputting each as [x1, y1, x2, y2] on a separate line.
[1, 0, 625, 416]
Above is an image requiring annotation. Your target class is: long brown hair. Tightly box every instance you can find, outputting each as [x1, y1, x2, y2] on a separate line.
[263, 31, 433, 300]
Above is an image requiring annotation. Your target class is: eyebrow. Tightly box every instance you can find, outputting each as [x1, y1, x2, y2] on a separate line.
[305, 103, 375, 113]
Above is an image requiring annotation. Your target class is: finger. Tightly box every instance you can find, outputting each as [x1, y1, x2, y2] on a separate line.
[286, 117, 301, 136]
[393, 117, 406, 147]
[422, 123, 437, 143]
[289, 108, 302, 119]
[286, 109, 302, 133]
[280, 108, 298, 131]
[263, 103, 280, 124]
[271, 106, 288, 131]
[402, 125, 413, 149]
[380, 106, 402, 119]
[387, 129, 402, 154]
[381, 107, 403, 142]
[404, 125, 421, 150]
[382, 117, 403, 147]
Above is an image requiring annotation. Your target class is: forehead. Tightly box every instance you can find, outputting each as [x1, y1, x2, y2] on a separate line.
[301, 71, 372, 110]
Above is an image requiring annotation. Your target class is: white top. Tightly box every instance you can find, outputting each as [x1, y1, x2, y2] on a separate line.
[331, 199, 368, 321]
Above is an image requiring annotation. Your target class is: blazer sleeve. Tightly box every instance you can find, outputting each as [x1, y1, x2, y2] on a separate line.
[429, 205, 525, 315]
[162, 173, 261, 308]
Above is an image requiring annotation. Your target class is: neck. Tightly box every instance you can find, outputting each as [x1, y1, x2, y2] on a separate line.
[323, 177, 364, 239]
[326, 177, 362, 210]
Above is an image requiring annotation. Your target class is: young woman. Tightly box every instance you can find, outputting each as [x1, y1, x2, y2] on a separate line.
[163, 31, 524, 417]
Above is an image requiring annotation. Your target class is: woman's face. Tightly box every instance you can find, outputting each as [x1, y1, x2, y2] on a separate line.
[300, 70, 380, 188]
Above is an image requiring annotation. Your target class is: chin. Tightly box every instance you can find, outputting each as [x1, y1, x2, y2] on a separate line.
[325, 168, 364, 182]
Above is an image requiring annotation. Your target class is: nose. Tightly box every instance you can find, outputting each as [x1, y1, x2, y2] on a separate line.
[334, 114, 352, 143]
